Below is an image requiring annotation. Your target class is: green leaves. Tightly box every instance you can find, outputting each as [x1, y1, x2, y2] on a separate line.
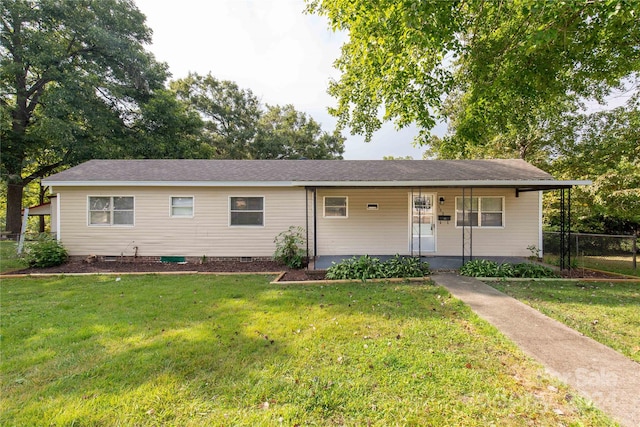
[25, 234, 68, 268]
[254, 104, 344, 160]
[1, 0, 170, 232]
[171, 73, 345, 160]
[171, 73, 261, 159]
[460, 260, 558, 279]
[309, 0, 640, 145]
[273, 226, 307, 269]
[325, 255, 431, 281]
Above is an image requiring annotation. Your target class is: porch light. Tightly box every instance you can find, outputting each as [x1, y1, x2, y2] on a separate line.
[439, 196, 445, 205]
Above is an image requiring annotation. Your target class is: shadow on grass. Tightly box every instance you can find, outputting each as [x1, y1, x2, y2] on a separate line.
[493, 280, 640, 308]
[1, 275, 611, 426]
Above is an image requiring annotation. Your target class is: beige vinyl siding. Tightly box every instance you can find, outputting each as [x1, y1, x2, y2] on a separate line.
[56, 186, 309, 257]
[316, 188, 409, 255]
[435, 188, 540, 257]
[316, 188, 540, 257]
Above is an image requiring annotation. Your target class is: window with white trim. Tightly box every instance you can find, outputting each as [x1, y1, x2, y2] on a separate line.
[170, 196, 194, 217]
[230, 196, 264, 226]
[324, 196, 348, 218]
[455, 196, 504, 227]
[89, 196, 134, 226]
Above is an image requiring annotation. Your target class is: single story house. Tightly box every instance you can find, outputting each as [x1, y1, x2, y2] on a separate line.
[42, 159, 588, 264]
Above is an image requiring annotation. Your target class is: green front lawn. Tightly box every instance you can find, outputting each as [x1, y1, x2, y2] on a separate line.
[0, 240, 27, 273]
[1, 275, 614, 426]
[544, 254, 639, 277]
[491, 280, 640, 362]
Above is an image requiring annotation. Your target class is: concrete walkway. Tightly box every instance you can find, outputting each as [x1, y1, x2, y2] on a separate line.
[432, 273, 640, 427]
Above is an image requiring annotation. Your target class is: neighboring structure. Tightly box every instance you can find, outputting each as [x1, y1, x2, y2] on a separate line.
[42, 159, 589, 263]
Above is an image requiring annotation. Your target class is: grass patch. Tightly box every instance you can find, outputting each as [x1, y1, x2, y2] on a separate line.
[544, 254, 639, 277]
[491, 280, 640, 363]
[0, 240, 27, 273]
[2, 274, 615, 426]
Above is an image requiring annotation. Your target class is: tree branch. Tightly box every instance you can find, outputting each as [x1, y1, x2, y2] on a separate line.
[22, 160, 66, 185]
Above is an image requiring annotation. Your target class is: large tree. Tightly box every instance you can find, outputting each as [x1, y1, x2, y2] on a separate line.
[171, 73, 345, 160]
[1, 0, 168, 234]
[252, 104, 344, 159]
[546, 104, 640, 234]
[171, 72, 261, 159]
[307, 0, 640, 143]
[309, 0, 640, 234]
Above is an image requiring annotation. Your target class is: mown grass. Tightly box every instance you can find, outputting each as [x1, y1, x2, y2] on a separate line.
[0, 240, 26, 273]
[491, 280, 640, 363]
[1, 274, 615, 426]
[544, 254, 639, 277]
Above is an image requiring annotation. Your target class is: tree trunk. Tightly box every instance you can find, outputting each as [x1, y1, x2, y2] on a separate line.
[39, 185, 46, 233]
[5, 181, 24, 237]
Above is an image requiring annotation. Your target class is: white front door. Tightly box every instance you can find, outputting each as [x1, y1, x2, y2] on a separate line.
[410, 193, 435, 253]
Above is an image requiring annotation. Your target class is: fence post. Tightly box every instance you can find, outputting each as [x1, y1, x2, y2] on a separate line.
[17, 207, 29, 255]
[634, 234, 637, 270]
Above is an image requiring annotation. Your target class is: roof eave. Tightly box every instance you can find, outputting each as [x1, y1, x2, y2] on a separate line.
[43, 179, 591, 188]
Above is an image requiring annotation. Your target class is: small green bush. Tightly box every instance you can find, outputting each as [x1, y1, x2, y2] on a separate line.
[460, 259, 558, 279]
[325, 255, 430, 281]
[512, 262, 559, 278]
[25, 236, 68, 268]
[384, 254, 431, 277]
[273, 226, 307, 269]
[459, 259, 500, 277]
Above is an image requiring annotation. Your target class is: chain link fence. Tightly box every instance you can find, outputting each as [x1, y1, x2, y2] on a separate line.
[543, 232, 638, 273]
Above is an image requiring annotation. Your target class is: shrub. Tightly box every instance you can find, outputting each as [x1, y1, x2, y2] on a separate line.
[384, 254, 431, 277]
[273, 226, 307, 269]
[459, 259, 500, 277]
[326, 255, 385, 281]
[325, 255, 430, 281]
[513, 262, 559, 278]
[25, 235, 68, 268]
[460, 259, 558, 279]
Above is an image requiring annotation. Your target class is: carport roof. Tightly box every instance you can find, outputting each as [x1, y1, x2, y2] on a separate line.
[43, 159, 590, 189]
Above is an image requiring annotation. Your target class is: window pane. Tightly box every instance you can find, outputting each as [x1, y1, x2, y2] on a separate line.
[456, 212, 479, 226]
[172, 206, 193, 217]
[90, 211, 110, 225]
[172, 197, 193, 207]
[457, 197, 478, 211]
[325, 197, 346, 207]
[231, 211, 263, 226]
[482, 197, 502, 212]
[231, 197, 246, 210]
[325, 197, 347, 217]
[90, 197, 111, 211]
[231, 197, 263, 210]
[413, 196, 432, 211]
[246, 197, 263, 210]
[113, 211, 134, 225]
[325, 207, 347, 217]
[481, 212, 503, 227]
[113, 197, 134, 210]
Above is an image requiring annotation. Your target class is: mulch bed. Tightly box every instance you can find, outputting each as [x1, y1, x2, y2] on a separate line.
[6, 260, 630, 281]
[6, 258, 332, 280]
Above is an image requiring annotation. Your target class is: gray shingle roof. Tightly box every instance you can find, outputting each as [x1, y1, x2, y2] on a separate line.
[44, 159, 557, 185]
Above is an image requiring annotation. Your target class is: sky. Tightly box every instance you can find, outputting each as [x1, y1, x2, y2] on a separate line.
[134, 0, 444, 160]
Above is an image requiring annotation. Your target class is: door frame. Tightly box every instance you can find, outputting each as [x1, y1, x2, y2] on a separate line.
[408, 191, 437, 254]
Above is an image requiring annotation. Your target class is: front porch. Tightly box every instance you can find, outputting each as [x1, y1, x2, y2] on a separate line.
[311, 255, 529, 270]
